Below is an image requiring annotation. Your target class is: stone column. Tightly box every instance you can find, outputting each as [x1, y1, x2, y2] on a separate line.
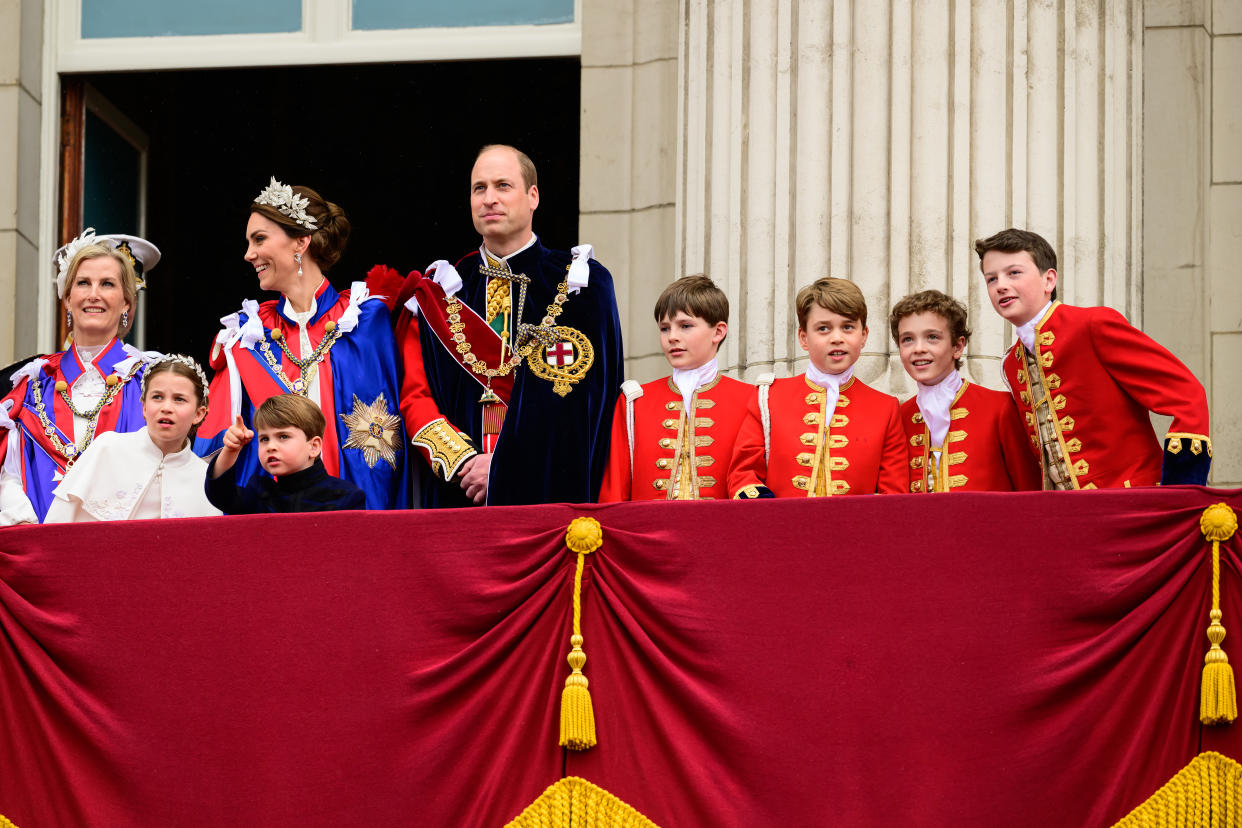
[675, 0, 1142, 396]
[0, 0, 44, 364]
[579, 0, 681, 381]
[1144, 0, 1242, 487]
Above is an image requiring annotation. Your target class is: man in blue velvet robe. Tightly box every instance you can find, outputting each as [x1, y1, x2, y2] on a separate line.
[397, 144, 623, 507]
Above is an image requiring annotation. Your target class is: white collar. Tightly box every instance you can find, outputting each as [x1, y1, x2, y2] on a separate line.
[1015, 300, 1053, 351]
[805, 363, 854, 415]
[482, 234, 538, 264]
[915, 369, 963, 449]
[806, 362, 853, 391]
[671, 357, 719, 413]
[140, 426, 196, 463]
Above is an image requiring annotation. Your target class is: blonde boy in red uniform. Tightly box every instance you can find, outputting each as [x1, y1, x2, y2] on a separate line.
[976, 228, 1212, 488]
[890, 290, 1040, 493]
[728, 277, 906, 498]
[599, 275, 754, 501]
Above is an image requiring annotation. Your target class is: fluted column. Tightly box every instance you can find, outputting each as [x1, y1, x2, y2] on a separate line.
[676, 0, 1142, 394]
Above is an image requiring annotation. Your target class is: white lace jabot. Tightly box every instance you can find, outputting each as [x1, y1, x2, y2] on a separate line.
[672, 357, 719, 413]
[916, 369, 963, 450]
[805, 363, 854, 415]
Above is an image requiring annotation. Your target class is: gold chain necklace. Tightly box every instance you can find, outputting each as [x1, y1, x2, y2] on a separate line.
[448, 274, 570, 380]
[258, 320, 342, 395]
[30, 361, 141, 462]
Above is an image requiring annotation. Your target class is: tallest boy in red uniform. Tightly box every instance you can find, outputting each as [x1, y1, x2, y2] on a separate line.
[975, 227, 1212, 488]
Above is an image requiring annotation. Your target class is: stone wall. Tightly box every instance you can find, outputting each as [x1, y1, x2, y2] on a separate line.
[1145, 0, 1241, 486]
[0, 0, 43, 366]
[581, 0, 1239, 486]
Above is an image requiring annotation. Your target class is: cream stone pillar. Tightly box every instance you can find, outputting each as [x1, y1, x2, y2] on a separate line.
[579, 0, 681, 382]
[0, 0, 44, 364]
[675, 0, 1142, 398]
[1144, 0, 1242, 487]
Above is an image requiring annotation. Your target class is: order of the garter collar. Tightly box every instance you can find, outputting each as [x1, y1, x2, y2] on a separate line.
[254, 177, 318, 230]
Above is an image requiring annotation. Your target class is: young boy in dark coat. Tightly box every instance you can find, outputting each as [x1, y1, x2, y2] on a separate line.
[206, 394, 365, 513]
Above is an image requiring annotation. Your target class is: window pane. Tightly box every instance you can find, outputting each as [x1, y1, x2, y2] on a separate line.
[82, 0, 302, 38]
[352, 0, 573, 30]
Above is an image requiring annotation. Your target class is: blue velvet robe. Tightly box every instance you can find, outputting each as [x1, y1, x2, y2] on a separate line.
[412, 241, 623, 507]
[195, 281, 411, 510]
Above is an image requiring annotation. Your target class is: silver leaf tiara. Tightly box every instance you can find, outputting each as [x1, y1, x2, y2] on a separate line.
[253, 177, 318, 230]
[141, 353, 211, 406]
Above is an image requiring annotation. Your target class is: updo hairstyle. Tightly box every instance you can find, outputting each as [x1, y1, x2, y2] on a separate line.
[249, 186, 351, 270]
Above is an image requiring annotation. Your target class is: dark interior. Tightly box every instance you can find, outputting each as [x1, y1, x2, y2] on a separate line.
[77, 58, 581, 363]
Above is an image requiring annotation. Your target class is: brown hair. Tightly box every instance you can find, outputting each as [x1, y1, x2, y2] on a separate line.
[64, 243, 140, 338]
[653, 274, 729, 327]
[142, 356, 209, 440]
[973, 227, 1058, 301]
[249, 185, 351, 270]
[888, 290, 972, 370]
[253, 393, 326, 440]
[795, 277, 868, 330]
[476, 144, 538, 191]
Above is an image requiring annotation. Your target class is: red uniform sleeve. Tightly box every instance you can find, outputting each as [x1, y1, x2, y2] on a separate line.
[596, 394, 631, 502]
[876, 397, 908, 495]
[396, 306, 477, 483]
[727, 392, 768, 497]
[1088, 307, 1210, 438]
[996, 393, 1042, 491]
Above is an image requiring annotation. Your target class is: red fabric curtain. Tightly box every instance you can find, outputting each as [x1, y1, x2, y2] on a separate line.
[2, 488, 1240, 827]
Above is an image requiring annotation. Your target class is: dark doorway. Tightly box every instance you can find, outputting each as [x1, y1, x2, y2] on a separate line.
[75, 59, 581, 364]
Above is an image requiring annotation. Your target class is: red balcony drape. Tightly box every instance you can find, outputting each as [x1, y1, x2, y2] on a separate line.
[2, 487, 1240, 827]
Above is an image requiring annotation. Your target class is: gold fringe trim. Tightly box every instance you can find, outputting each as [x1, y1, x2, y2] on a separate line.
[1200, 504, 1239, 725]
[1113, 751, 1242, 827]
[505, 776, 660, 828]
[0, 814, 19, 828]
[560, 518, 604, 751]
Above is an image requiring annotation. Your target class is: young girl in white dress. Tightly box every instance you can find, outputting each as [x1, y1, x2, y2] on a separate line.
[44, 355, 222, 522]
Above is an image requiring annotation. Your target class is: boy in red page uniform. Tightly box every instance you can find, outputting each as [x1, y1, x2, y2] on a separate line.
[975, 227, 1212, 488]
[889, 290, 1040, 493]
[599, 275, 754, 500]
[728, 277, 906, 498]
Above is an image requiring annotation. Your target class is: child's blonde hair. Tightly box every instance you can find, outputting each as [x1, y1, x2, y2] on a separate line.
[795, 277, 868, 329]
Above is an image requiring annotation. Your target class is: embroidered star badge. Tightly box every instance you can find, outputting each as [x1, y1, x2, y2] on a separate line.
[339, 393, 401, 470]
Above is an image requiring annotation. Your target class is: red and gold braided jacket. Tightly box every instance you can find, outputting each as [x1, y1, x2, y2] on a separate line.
[599, 374, 755, 501]
[728, 374, 906, 498]
[1001, 302, 1211, 489]
[899, 380, 1041, 493]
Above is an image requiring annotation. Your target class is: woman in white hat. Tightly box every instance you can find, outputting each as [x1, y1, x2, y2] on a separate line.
[0, 229, 162, 524]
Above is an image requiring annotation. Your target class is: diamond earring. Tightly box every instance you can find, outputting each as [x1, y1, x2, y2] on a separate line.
[66, 309, 72, 330]
[121, 310, 129, 331]
[294, 251, 303, 279]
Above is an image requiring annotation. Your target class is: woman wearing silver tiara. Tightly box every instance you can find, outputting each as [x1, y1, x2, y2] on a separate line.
[0, 230, 163, 525]
[45, 355, 221, 522]
[195, 178, 411, 509]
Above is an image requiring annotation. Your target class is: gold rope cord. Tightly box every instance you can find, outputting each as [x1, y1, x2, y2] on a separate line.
[0, 815, 19, 828]
[1200, 504, 1239, 725]
[1112, 751, 1242, 827]
[505, 776, 660, 828]
[560, 517, 603, 750]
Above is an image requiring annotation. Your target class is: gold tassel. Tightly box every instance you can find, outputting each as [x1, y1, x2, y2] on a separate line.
[504, 776, 661, 828]
[560, 517, 604, 751]
[1112, 751, 1242, 827]
[1199, 504, 1239, 726]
